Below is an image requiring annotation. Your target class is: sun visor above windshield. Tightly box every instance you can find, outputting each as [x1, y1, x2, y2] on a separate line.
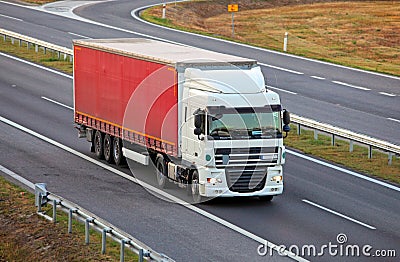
[184, 67, 265, 94]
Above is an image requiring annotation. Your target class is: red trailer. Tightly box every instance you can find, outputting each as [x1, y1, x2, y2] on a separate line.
[74, 39, 179, 160]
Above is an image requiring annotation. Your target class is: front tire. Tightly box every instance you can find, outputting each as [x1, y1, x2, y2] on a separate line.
[191, 170, 203, 203]
[94, 130, 104, 159]
[155, 155, 168, 189]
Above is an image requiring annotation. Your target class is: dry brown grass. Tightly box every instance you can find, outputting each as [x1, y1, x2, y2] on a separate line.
[144, 0, 400, 76]
[22, 0, 56, 5]
[0, 176, 137, 261]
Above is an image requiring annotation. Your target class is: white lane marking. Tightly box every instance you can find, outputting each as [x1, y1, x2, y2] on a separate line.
[41, 96, 73, 110]
[302, 199, 376, 230]
[0, 52, 72, 79]
[68, 32, 90, 39]
[287, 149, 400, 193]
[0, 116, 306, 262]
[259, 62, 304, 75]
[310, 75, 325, 80]
[388, 118, 400, 123]
[0, 164, 35, 189]
[332, 81, 371, 91]
[379, 92, 396, 97]
[267, 85, 298, 95]
[0, 13, 23, 21]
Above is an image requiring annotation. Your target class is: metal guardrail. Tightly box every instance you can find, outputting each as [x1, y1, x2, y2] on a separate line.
[35, 183, 173, 262]
[0, 28, 73, 61]
[1, 28, 399, 163]
[292, 114, 400, 164]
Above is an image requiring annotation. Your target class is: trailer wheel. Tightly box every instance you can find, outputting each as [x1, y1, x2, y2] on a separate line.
[103, 134, 113, 163]
[155, 155, 168, 189]
[113, 138, 125, 166]
[259, 195, 273, 202]
[94, 130, 104, 159]
[191, 170, 203, 203]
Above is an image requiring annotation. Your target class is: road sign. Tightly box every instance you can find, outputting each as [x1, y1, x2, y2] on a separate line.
[228, 4, 238, 12]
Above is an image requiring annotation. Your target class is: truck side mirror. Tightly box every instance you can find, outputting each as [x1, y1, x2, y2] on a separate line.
[283, 110, 290, 125]
[282, 109, 291, 138]
[194, 128, 202, 136]
[194, 114, 202, 129]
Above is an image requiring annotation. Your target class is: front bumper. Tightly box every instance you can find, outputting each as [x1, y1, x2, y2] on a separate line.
[198, 166, 284, 198]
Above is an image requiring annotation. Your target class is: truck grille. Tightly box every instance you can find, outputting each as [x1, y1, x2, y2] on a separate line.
[215, 147, 278, 193]
[226, 167, 267, 193]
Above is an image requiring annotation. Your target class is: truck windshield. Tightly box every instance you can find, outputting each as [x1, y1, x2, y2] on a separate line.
[207, 106, 282, 140]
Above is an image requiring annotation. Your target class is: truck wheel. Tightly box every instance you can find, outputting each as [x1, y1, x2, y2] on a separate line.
[103, 134, 113, 164]
[94, 130, 104, 159]
[113, 138, 125, 166]
[191, 170, 203, 203]
[155, 155, 168, 189]
[259, 195, 273, 202]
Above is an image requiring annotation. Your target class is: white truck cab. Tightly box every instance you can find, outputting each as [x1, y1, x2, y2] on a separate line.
[180, 64, 289, 201]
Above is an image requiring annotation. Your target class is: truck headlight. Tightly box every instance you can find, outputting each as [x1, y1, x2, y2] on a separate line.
[271, 175, 283, 182]
[207, 178, 222, 184]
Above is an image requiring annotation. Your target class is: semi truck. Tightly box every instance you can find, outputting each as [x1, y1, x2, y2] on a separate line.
[73, 38, 290, 202]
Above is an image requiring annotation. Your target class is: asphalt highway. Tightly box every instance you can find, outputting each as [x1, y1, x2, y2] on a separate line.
[1, 43, 399, 262]
[0, 1, 399, 261]
[0, 0, 399, 144]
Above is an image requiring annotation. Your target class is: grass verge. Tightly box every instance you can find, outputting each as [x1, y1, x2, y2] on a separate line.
[286, 125, 400, 184]
[141, 0, 400, 77]
[0, 37, 72, 74]
[0, 175, 138, 261]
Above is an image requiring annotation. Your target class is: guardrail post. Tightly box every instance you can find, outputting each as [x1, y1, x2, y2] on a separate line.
[314, 129, 318, 140]
[52, 199, 57, 223]
[331, 134, 335, 146]
[68, 209, 77, 233]
[3, 34, 6, 41]
[388, 152, 393, 165]
[85, 218, 94, 244]
[368, 145, 372, 159]
[349, 140, 353, 152]
[35, 44, 38, 53]
[37, 193, 43, 213]
[297, 123, 301, 135]
[139, 249, 144, 262]
[43, 47, 47, 54]
[57, 51, 61, 59]
[120, 239, 129, 262]
[27, 42, 30, 50]
[11, 37, 15, 44]
[102, 228, 112, 254]
[19, 39, 22, 47]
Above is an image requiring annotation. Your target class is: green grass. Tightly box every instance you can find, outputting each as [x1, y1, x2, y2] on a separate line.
[0, 37, 72, 74]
